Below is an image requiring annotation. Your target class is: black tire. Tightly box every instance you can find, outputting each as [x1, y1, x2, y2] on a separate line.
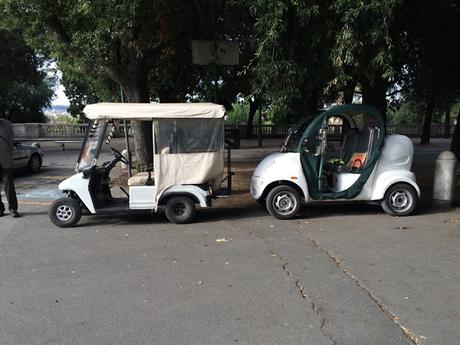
[49, 197, 82, 227]
[165, 196, 196, 224]
[381, 183, 417, 216]
[266, 185, 301, 220]
[28, 154, 42, 173]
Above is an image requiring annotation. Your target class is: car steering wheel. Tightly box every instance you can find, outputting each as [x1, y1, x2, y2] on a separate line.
[110, 147, 129, 165]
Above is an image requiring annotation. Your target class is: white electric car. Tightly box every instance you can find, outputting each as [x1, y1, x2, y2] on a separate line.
[49, 102, 231, 227]
[251, 104, 420, 219]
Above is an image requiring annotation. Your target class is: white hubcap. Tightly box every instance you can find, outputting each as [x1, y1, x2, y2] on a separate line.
[273, 192, 297, 215]
[56, 205, 73, 221]
[389, 189, 413, 213]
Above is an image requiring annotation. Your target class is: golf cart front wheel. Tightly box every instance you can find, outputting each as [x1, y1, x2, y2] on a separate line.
[165, 196, 196, 224]
[49, 197, 82, 227]
[266, 185, 301, 220]
[381, 183, 417, 216]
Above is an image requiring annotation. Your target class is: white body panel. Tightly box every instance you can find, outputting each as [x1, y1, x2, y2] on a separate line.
[58, 173, 96, 214]
[129, 186, 156, 209]
[251, 152, 309, 200]
[369, 135, 420, 199]
[128, 184, 210, 210]
[162, 185, 210, 208]
[59, 172, 210, 214]
[251, 134, 420, 203]
[332, 173, 360, 192]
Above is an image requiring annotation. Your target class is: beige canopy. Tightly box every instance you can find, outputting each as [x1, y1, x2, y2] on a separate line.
[83, 102, 226, 120]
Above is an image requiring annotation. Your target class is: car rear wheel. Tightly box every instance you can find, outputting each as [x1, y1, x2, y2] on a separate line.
[49, 197, 82, 227]
[266, 185, 301, 220]
[165, 196, 196, 224]
[28, 154, 42, 173]
[381, 183, 417, 216]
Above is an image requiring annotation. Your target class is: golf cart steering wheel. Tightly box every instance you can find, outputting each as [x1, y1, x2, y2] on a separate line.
[110, 147, 129, 165]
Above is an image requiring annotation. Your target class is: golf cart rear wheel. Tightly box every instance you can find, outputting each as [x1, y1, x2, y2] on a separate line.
[266, 185, 301, 220]
[165, 196, 196, 224]
[49, 197, 82, 227]
[381, 183, 417, 216]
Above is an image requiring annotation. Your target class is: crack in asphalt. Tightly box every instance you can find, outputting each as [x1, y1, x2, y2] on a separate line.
[298, 226, 420, 345]
[269, 247, 338, 345]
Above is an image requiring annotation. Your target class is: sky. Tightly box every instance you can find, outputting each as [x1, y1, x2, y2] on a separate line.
[52, 83, 70, 106]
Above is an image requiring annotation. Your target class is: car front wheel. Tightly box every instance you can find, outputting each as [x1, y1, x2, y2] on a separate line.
[28, 154, 42, 173]
[266, 185, 301, 220]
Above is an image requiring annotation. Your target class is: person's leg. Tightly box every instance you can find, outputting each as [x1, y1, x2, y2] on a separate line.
[3, 169, 18, 215]
[0, 169, 4, 215]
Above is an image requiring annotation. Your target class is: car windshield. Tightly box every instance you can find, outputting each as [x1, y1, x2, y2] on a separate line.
[76, 120, 108, 171]
[281, 115, 316, 152]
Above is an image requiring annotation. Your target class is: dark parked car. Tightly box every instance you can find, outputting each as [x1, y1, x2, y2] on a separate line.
[13, 141, 43, 173]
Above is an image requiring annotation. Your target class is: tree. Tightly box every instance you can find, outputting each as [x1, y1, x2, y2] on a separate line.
[3, 0, 187, 168]
[400, 0, 460, 144]
[60, 64, 119, 119]
[0, 28, 53, 122]
[248, 1, 336, 124]
[331, 0, 414, 118]
[0, 29, 53, 122]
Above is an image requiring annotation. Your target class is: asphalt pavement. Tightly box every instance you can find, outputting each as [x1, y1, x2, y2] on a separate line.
[0, 138, 459, 345]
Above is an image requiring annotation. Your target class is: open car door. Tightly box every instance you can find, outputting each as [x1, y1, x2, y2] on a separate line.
[299, 104, 385, 200]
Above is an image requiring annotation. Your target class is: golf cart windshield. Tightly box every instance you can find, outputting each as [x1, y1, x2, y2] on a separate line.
[76, 120, 109, 171]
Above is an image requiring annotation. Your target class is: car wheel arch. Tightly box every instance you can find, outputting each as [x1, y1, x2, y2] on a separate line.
[262, 180, 305, 201]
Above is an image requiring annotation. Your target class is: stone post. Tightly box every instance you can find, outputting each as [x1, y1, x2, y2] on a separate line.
[433, 151, 457, 206]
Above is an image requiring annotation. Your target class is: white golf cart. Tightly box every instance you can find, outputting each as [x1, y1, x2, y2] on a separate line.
[251, 104, 420, 219]
[49, 102, 231, 227]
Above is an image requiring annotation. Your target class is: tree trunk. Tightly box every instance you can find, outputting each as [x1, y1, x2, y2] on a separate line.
[420, 101, 434, 145]
[445, 103, 451, 138]
[122, 77, 153, 171]
[362, 78, 387, 124]
[246, 97, 260, 139]
[450, 106, 460, 159]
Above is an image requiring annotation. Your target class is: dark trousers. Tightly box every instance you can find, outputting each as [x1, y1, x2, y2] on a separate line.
[0, 168, 18, 212]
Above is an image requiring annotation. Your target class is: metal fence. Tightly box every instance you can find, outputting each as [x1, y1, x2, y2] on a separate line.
[227, 124, 453, 139]
[12, 122, 453, 140]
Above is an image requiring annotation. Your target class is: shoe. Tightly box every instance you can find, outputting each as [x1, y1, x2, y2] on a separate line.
[11, 210, 20, 218]
[0, 210, 4, 217]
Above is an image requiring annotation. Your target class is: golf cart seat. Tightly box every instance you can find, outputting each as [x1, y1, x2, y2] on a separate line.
[128, 172, 154, 186]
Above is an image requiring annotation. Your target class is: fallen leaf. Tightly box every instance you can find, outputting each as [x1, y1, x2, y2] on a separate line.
[445, 218, 460, 225]
[393, 226, 410, 230]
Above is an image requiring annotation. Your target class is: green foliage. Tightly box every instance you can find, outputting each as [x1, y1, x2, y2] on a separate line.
[0, 28, 53, 122]
[61, 64, 119, 117]
[249, 1, 335, 119]
[331, 0, 402, 85]
[388, 99, 458, 126]
[46, 114, 81, 124]
[226, 101, 249, 124]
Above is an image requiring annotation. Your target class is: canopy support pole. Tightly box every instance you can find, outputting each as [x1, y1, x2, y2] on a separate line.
[123, 120, 132, 178]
